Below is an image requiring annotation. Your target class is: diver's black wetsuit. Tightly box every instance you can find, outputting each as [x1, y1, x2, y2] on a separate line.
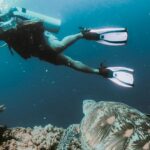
[1, 21, 59, 65]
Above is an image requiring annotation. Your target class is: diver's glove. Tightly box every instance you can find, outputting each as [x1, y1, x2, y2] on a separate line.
[79, 27, 100, 40]
[99, 65, 134, 88]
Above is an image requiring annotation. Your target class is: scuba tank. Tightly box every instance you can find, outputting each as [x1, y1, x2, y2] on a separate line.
[12, 7, 61, 33]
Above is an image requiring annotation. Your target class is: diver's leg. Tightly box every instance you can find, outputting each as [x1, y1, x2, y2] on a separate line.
[44, 32, 83, 53]
[55, 54, 99, 74]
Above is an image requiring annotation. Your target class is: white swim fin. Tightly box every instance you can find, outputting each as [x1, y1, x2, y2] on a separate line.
[108, 67, 134, 87]
[81, 27, 128, 46]
[91, 27, 128, 46]
[100, 66, 134, 88]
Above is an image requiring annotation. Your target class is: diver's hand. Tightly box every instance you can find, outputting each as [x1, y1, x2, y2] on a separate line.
[0, 105, 6, 112]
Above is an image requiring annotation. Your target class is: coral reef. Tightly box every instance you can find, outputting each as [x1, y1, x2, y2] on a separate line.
[0, 124, 82, 150]
[0, 105, 7, 140]
[57, 124, 81, 150]
[0, 101, 150, 150]
[0, 124, 64, 150]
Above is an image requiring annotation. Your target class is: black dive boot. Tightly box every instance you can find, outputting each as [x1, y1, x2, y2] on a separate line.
[79, 27, 100, 40]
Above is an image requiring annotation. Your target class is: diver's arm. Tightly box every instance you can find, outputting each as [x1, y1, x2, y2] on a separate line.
[54, 54, 99, 74]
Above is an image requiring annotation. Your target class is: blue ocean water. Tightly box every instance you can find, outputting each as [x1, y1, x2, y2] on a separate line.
[0, 0, 150, 128]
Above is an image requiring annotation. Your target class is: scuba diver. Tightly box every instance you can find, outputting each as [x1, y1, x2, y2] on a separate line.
[0, 7, 134, 88]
